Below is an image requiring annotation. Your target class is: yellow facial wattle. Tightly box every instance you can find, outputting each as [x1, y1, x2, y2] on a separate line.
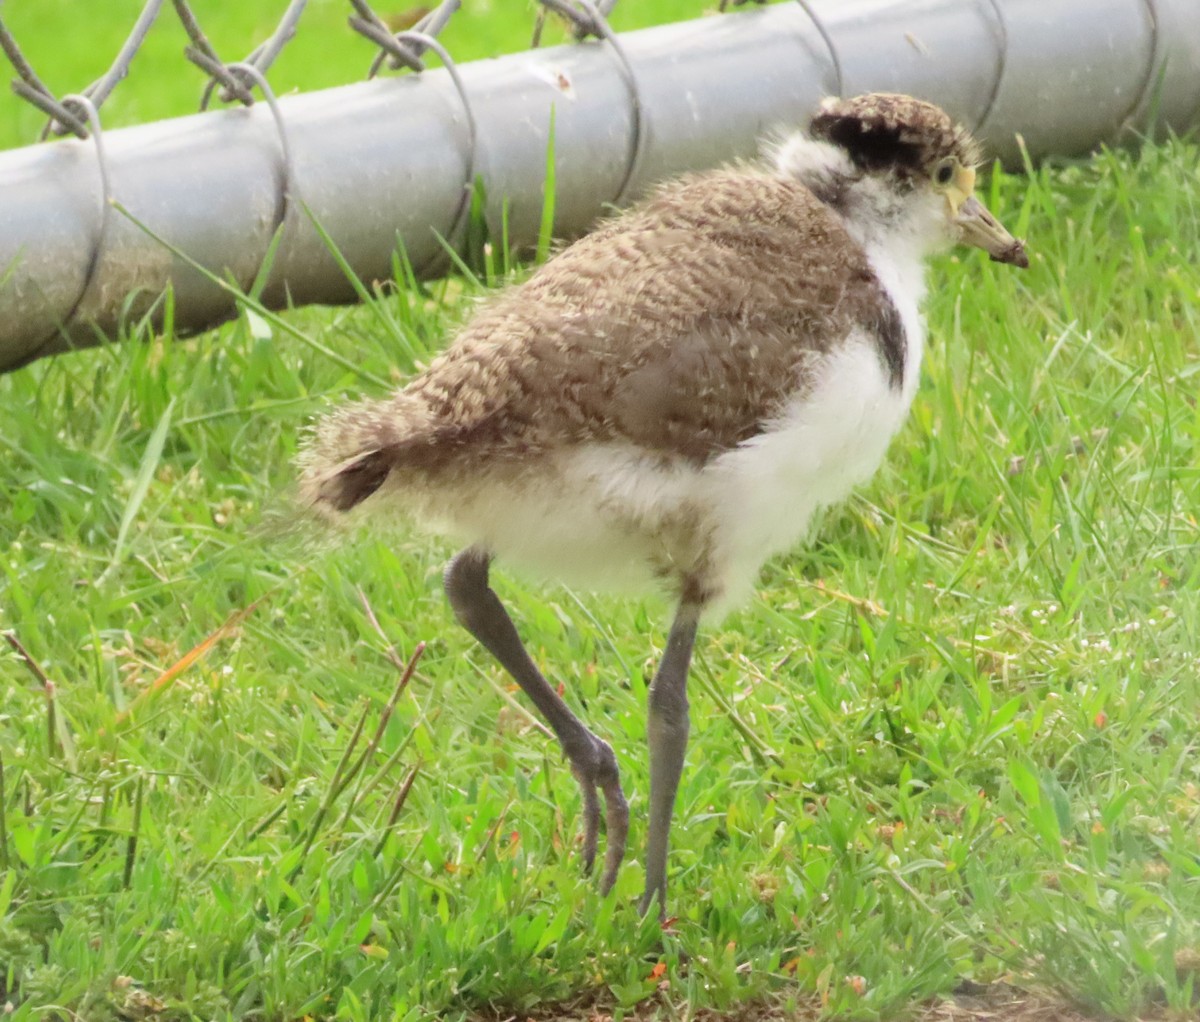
[946, 164, 977, 215]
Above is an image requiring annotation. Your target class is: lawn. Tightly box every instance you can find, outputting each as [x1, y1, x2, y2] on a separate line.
[1, 2, 1199, 1021]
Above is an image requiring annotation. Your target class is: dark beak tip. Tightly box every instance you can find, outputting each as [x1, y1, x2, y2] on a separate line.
[991, 240, 1030, 269]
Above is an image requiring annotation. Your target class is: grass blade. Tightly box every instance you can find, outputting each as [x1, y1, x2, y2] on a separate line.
[0, 752, 8, 872]
[123, 774, 145, 890]
[106, 395, 175, 576]
[111, 590, 274, 728]
[111, 201, 390, 389]
[535, 107, 557, 265]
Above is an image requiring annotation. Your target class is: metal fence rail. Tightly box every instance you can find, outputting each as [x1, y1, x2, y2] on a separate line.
[0, 0, 1197, 373]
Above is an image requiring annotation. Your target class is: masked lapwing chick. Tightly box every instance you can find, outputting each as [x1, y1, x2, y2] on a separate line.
[298, 92, 1028, 916]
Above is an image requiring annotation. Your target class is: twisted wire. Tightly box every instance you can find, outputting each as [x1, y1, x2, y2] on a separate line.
[532, 0, 645, 207]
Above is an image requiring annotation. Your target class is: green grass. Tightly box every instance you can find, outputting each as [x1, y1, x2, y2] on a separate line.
[3, 3, 1200, 1021]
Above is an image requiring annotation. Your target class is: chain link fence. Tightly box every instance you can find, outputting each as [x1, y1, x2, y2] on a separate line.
[1, 0, 465, 139]
[0, 0, 1197, 372]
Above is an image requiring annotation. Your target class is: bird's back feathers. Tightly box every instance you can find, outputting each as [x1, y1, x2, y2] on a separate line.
[299, 168, 904, 514]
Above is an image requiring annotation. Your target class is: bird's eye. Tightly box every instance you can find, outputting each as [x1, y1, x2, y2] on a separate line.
[935, 160, 955, 186]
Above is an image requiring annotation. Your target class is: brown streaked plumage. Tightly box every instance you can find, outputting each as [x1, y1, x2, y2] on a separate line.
[302, 170, 902, 509]
[297, 93, 1028, 916]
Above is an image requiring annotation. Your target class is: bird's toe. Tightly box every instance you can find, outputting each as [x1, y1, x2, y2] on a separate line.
[578, 783, 602, 876]
[599, 777, 629, 895]
[567, 735, 628, 892]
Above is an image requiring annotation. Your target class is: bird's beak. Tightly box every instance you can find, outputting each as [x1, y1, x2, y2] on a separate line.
[948, 171, 1029, 268]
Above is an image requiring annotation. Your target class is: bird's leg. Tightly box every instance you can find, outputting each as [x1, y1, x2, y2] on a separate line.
[639, 600, 701, 918]
[444, 547, 630, 892]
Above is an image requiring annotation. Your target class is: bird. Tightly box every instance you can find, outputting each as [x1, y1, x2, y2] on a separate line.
[298, 92, 1028, 916]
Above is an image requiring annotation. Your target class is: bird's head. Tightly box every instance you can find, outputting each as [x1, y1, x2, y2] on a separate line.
[776, 93, 1028, 268]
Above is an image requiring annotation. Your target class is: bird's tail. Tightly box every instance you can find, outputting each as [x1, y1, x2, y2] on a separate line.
[297, 396, 417, 516]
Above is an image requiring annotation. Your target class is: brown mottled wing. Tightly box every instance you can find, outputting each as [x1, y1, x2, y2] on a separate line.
[419, 172, 895, 454]
[303, 170, 898, 509]
[595, 218, 905, 460]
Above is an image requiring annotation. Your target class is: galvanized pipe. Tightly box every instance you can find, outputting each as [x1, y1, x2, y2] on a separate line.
[1, 0, 1197, 371]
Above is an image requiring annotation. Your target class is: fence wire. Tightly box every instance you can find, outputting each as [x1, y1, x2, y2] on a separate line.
[0, 0, 468, 133]
[0, 0, 1176, 190]
[0, 0, 679, 367]
[0, 0, 664, 239]
[0, 0, 698, 140]
[0, 0, 1187, 372]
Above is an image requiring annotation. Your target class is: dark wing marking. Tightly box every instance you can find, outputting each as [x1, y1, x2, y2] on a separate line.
[870, 295, 906, 389]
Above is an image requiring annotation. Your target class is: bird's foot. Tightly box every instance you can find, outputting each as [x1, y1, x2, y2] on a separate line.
[569, 735, 628, 894]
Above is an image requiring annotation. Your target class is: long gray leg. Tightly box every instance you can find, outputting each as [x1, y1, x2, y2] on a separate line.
[639, 601, 701, 917]
[444, 547, 629, 892]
